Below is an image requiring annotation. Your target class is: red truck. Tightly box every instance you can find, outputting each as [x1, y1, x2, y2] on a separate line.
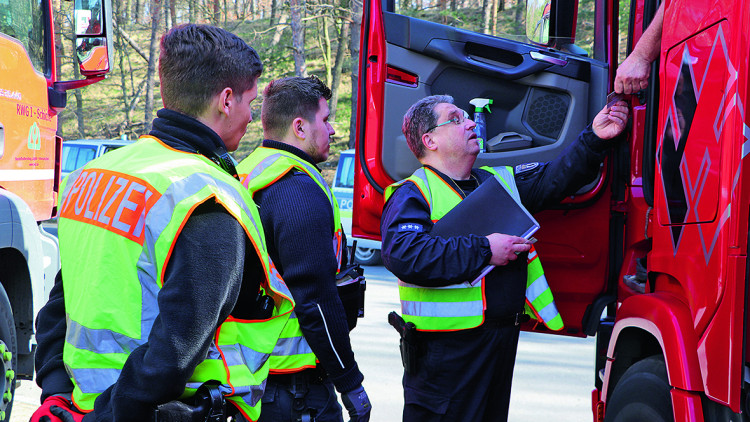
[0, 0, 112, 419]
[352, 0, 750, 420]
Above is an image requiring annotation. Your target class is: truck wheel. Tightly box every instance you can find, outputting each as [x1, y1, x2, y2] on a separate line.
[354, 247, 381, 266]
[604, 355, 672, 422]
[0, 285, 16, 422]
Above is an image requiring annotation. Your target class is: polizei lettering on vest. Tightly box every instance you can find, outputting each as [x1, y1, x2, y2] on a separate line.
[61, 169, 161, 244]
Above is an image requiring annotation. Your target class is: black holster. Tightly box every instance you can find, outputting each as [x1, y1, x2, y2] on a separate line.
[336, 264, 366, 330]
[388, 312, 419, 374]
[154, 382, 226, 422]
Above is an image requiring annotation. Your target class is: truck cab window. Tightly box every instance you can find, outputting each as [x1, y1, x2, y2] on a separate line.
[395, 0, 529, 42]
[574, 0, 595, 57]
[0, 0, 46, 73]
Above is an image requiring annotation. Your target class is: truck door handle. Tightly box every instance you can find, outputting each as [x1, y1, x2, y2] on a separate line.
[530, 51, 567, 66]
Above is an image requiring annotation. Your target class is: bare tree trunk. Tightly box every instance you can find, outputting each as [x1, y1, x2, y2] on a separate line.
[318, 15, 332, 85]
[164, 0, 171, 31]
[116, 23, 132, 136]
[270, 0, 278, 23]
[133, 0, 141, 24]
[490, 0, 498, 34]
[271, 14, 289, 47]
[189, 0, 195, 22]
[481, 0, 490, 33]
[514, 0, 523, 32]
[119, 0, 131, 23]
[170, 0, 177, 24]
[290, 0, 306, 76]
[348, 0, 362, 148]
[329, 19, 347, 123]
[213, 0, 220, 23]
[144, 0, 162, 134]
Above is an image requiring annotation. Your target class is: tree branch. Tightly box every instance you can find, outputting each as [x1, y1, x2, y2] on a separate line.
[112, 20, 149, 63]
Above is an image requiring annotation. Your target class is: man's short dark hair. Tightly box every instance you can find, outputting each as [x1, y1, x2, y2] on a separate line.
[402, 95, 454, 159]
[261, 76, 332, 140]
[159, 24, 263, 117]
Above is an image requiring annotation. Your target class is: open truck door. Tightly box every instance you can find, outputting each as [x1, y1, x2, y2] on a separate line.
[353, 0, 627, 336]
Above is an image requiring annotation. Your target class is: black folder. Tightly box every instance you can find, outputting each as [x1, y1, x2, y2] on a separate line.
[430, 174, 539, 240]
[430, 174, 539, 284]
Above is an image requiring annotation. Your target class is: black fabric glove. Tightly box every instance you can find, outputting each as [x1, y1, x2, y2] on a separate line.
[48, 404, 87, 422]
[340, 384, 371, 422]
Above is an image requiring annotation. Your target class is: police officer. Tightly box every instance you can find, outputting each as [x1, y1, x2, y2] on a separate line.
[237, 76, 371, 422]
[381, 94, 629, 421]
[30, 24, 294, 422]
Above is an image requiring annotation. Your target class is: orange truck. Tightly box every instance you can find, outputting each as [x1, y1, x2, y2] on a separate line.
[0, 0, 112, 419]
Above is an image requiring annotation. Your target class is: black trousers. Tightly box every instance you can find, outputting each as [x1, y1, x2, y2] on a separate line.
[255, 369, 343, 422]
[402, 322, 521, 422]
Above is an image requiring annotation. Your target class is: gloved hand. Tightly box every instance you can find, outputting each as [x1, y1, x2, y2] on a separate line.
[29, 395, 86, 422]
[341, 384, 371, 422]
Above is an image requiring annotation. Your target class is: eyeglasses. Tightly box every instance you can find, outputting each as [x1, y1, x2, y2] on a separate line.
[426, 109, 471, 133]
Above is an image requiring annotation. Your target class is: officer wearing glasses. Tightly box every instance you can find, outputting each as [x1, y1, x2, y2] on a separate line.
[380, 94, 629, 421]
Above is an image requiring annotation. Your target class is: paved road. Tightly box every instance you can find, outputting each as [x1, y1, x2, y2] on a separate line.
[11, 264, 596, 421]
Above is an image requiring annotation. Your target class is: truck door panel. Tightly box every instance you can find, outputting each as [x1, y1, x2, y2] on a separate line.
[378, 11, 609, 183]
[357, 0, 616, 336]
[651, 17, 742, 409]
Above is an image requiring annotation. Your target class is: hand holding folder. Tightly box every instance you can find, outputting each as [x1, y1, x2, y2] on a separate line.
[430, 174, 539, 284]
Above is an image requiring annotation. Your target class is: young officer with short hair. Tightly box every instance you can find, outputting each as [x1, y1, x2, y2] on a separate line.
[237, 76, 371, 422]
[30, 24, 294, 422]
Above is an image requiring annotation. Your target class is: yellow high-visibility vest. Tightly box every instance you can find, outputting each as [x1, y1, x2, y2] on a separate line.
[384, 165, 563, 331]
[59, 136, 295, 421]
[238, 146, 345, 372]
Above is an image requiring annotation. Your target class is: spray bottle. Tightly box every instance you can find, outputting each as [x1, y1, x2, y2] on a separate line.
[469, 98, 493, 152]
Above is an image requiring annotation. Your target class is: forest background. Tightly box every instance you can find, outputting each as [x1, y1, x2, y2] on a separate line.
[53, 0, 623, 168]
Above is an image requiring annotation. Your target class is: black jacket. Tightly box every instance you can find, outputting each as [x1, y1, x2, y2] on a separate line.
[381, 127, 610, 319]
[252, 140, 364, 393]
[34, 109, 262, 421]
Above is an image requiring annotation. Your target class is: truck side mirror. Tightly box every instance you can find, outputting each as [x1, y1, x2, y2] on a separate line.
[526, 0, 551, 45]
[51, 0, 113, 111]
[74, 0, 113, 76]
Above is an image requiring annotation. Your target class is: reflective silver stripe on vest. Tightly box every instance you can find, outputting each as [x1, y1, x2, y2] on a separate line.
[266, 255, 292, 300]
[272, 335, 314, 357]
[228, 379, 266, 408]
[398, 280, 474, 290]
[535, 296, 559, 322]
[60, 167, 85, 203]
[69, 368, 121, 394]
[66, 317, 141, 355]
[271, 311, 313, 357]
[206, 343, 222, 360]
[219, 344, 269, 374]
[401, 300, 483, 318]
[526, 276, 547, 303]
[411, 168, 433, 206]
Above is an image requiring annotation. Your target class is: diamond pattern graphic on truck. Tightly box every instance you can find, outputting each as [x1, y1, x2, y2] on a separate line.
[660, 47, 698, 251]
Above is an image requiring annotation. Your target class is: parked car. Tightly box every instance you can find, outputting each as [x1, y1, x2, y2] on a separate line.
[61, 138, 133, 181]
[332, 149, 382, 265]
